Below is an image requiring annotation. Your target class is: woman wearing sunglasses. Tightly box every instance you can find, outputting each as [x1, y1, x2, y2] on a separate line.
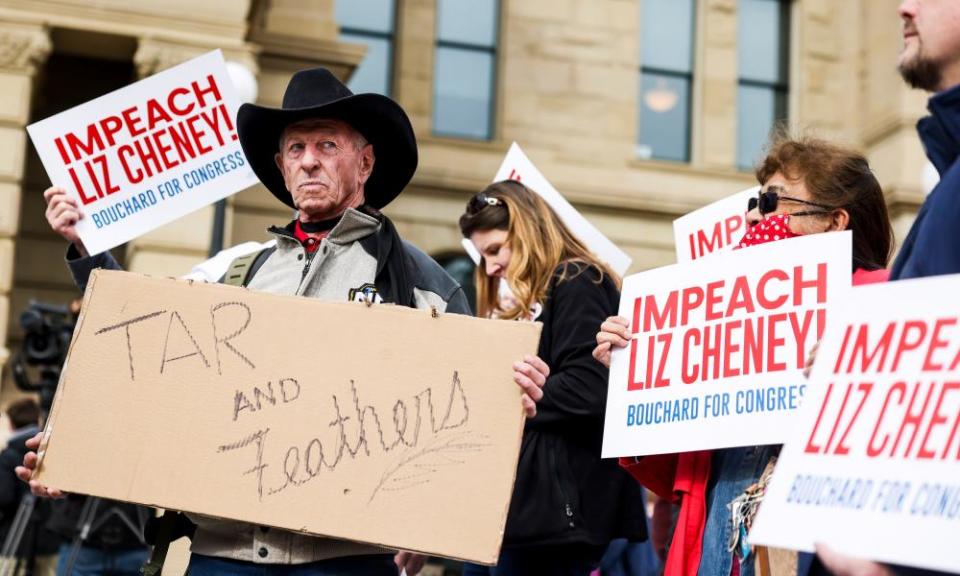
[459, 180, 648, 576]
[593, 136, 894, 576]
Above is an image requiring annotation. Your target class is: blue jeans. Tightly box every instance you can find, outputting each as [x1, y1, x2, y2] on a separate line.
[185, 553, 398, 576]
[697, 446, 777, 576]
[55, 544, 149, 576]
[462, 545, 603, 576]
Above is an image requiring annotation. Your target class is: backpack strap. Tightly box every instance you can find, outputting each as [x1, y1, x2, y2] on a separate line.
[222, 246, 277, 287]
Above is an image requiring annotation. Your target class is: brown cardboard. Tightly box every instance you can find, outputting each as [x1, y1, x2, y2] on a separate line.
[36, 270, 541, 564]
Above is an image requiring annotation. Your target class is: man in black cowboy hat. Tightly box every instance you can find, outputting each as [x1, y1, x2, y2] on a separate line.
[34, 68, 552, 575]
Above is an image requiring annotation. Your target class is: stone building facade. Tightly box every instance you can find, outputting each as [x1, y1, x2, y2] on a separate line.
[0, 0, 931, 404]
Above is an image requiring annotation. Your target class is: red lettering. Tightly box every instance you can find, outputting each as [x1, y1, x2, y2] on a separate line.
[54, 136, 71, 165]
[833, 324, 855, 374]
[117, 145, 143, 184]
[824, 383, 854, 454]
[192, 74, 222, 108]
[804, 382, 834, 454]
[167, 86, 195, 116]
[146, 98, 174, 129]
[723, 215, 742, 246]
[756, 269, 789, 309]
[922, 318, 957, 371]
[704, 281, 724, 321]
[891, 320, 928, 371]
[725, 276, 755, 317]
[133, 136, 162, 178]
[845, 323, 896, 374]
[742, 316, 763, 375]
[766, 313, 788, 371]
[65, 124, 105, 162]
[834, 382, 873, 456]
[201, 108, 226, 147]
[867, 383, 905, 457]
[702, 324, 722, 380]
[643, 292, 678, 332]
[722, 320, 741, 378]
[793, 263, 828, 306]
[84, 155, 118, 199]
[122, 106, 145, 137]
[789, 310, 814, 369]
[151, 130, 179, 170]
[680, 286, 704, 324]
[98, 115, 124, 147]
[68, 166, 97, 205]
[628, 338, 643, 391]
[918, 382, 960, 459]
[695, 223, 723, 258]
[168, 122, 198, 163]
[681, 328, 700, 384]
[187, 114, 212, 154]
[890, 381, 936, 458]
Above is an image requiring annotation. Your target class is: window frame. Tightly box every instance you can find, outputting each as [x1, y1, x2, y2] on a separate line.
[338, 0, 398, 96]
[432, 0, 501, 141]
[736, 0, 792, 170]
[637, 0, 697, 163]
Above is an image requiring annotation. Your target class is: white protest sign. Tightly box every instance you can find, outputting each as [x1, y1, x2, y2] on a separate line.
[493, 143, 632, 276]
[673, 187, 758, 262]
[750, 274, 960, 572]
[601, 232, 852, 457]
[27, 50, 258, 256]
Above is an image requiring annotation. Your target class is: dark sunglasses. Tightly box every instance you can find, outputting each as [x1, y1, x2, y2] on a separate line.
[466, 192, 504, 214]
[747, 189, 835, 217]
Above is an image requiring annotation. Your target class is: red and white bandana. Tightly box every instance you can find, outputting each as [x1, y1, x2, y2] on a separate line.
[735, 213, 800, 249]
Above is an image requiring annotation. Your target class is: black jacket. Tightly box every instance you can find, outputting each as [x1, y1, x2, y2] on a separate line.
[503, 263, 648, 548]
[891, 83, 960, 279]
[0, 426, 62, 556]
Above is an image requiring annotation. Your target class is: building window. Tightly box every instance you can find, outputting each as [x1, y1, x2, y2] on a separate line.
[433, 0, 499, 140]
[336, 0, 396, 95]
[737, 0, 790, 170]
[637, 0, 696, 162]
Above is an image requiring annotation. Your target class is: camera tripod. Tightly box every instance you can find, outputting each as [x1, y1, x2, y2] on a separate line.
[0, 495, 148, 576]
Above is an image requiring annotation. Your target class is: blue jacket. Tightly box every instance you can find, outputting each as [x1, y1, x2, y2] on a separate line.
[891, 84, 960, 280]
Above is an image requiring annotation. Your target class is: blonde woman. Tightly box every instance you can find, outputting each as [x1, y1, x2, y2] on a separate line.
[459, 180, 648, 576]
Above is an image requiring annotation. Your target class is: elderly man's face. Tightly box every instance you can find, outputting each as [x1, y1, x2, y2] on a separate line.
[898, 0, 960, 92]
[275, 119, 375, 221]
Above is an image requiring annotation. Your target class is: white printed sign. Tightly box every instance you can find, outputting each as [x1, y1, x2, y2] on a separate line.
[602, 232, 852, 457]
[673, 187, 758, 262]
[28, 50, 259, 255]
[750, 274, 960, 572]
[493, 143, 632, 276]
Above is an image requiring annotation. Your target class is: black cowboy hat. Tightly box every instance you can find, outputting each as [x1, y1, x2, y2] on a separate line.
[236, 68, 417, 210]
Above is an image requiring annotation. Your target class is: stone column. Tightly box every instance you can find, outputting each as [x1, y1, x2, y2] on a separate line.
[697, 0, 738, 168]
[0, 22, 50, 375]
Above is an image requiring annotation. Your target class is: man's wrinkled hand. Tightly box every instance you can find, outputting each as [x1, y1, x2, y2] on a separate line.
[14, 431, 65, 499]
[43, 186, 88, 257]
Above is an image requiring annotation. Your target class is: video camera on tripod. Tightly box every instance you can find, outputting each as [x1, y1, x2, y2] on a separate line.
[3, 300, 150, 575]
[9, 300, 76, 414]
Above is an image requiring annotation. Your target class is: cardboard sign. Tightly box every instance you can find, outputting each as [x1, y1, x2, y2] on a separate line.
[749, 274, 960, 572]
[673, 187, 758, 262]
[36, 270, 541, 564]
[27, 50, 258, 255]
[601, 232, 852, 457]
[493, 143, 632, 276]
